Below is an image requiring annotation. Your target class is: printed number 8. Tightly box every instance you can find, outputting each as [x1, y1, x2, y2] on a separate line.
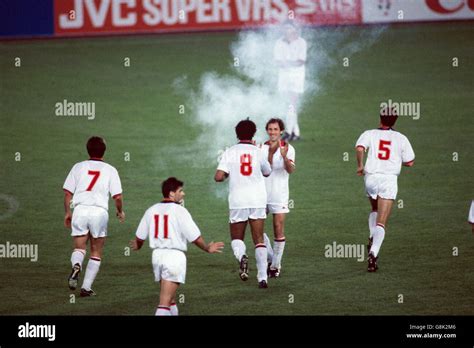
[240, 154, 252, 176]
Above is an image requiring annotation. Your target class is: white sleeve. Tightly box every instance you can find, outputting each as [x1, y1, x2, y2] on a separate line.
[63, 165, 77, 194]
[217, 149, 230, 174]
[260, 149, 272, 176]
[178, 208, 201, 243]
[135, 210, 150, 241]
[109, 167, 123, 198]
[355, 131, 370, 150]
[299, 39, 307, 62]
[402, 136, 415, 163]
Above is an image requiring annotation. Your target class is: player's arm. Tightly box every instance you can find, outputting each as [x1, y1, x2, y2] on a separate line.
[280, 144, 295, 174]
[214, 170, 228, 182]
[356, 146, 365, 176]
[130, 237, 145, 251]
[130, 212, 149, 251]
[403, 160, 415, 167]
[113, 194, 125, 222]
[192, 236, 224, 254]
[63, 189, 73, 228]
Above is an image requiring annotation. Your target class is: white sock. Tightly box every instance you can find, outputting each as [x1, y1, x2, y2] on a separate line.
[231, 239, 246, 262]
[71, 249, 86, 269]
[293, 113, 300, 137]
[81, 257, 101, 291]
[255, 244, 268, 282]
[368, 211, 378, 238]
[155, 306, 171, 316]
[287, 105, 297, 136]
[370, 224, 386, 257]
[170, 303, 178, 316]
[263, 233, 273, 263]
[271, 238, 286, 270]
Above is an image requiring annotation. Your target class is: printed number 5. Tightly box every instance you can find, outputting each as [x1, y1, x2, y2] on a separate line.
[86, 171, 101, 191]
[378, 140, 391, 160]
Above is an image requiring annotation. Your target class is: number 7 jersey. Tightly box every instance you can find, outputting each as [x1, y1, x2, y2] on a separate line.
[63, 159, 122, 211]
[217, 142, 272, 209]
[356, 128, 415, 176]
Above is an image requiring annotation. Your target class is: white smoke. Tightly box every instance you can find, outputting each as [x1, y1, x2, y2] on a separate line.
[173, 23, 387, 197]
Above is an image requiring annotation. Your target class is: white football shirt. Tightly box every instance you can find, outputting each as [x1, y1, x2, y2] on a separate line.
[135, 201, 201, 252]
[261, 142, 295, 204]
[63, 159, 122, 211]
[217, 141, 272, 209]
[274, 37, 307, 76]
[355, 128, 415, 176]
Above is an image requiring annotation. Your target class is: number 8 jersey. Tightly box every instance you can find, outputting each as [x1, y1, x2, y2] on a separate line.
[356, 128, 415, 176]
[217, 141, 272, 209]
[63, 159, 122, 211]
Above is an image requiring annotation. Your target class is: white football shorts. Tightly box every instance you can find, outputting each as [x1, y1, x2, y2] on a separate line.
[229, 208, 266, 223]
[71, 205, 108, 238]
[152, 248, 187, 284]
[278, 70, 305, 94]
[267, 203, 290, 214]
[364, 173, 398, 200]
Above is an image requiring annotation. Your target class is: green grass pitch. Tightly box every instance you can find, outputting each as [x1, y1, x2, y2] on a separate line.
[0, 22, 473, 315]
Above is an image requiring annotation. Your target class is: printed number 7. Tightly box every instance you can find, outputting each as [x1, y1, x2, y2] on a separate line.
[86, 171, 101, 191]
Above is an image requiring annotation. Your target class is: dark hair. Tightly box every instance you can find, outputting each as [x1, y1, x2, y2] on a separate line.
[235, 119, 257, 140]
[380, 107, 398, 128]
[265, 118, 285, 132]
[87, 136, 106, 158]
[162, 177, 184, 198]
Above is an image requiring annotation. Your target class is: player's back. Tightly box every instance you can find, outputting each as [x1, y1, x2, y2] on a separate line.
[63, 160, 122, 211]
[139, 202, 200, 252]
[218, 142, 271, 209]
[357, 128, 415, 176]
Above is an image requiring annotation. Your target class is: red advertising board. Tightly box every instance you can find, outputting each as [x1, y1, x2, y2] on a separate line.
[54, 0, 362, 36]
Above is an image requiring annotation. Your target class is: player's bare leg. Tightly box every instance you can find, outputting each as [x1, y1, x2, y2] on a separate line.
[68, 234, 89, 290]
[230, 222, 249, 281]
[170, 294, 178, 316]
[249, 218, 268, 288]
[156, 280, 179, 316]
[269, 213, 286, 278]
[367, 198, 378, 253]
[81, 235, 105, 296]
[368, 197, 393, 272]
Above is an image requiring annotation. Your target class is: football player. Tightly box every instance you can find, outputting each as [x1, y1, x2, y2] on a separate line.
[215, 119, 272, 288]
[130, 177, 224, 316]
[63, 136, 125, 297]
[355, 108, 415, 272]
[261, 118, 295, 278]
[274, 21, 307, 141]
